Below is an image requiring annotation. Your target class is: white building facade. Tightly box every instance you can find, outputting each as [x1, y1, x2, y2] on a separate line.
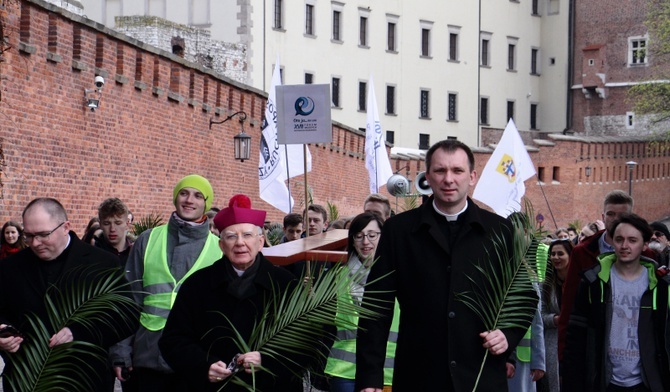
[80, 0, 570, 149]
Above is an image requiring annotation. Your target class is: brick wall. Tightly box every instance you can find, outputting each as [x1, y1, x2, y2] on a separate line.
[1, 0, 669, 235]
[571, 0, 663, 135]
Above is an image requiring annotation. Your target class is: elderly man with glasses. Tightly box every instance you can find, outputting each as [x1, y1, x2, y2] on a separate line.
[159, 194, 303, 391]
[0, 197, 137, 392]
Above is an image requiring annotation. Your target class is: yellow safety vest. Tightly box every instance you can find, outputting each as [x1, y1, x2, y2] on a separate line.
[139, 225, 222, 331]
[325, 293, 400, 385]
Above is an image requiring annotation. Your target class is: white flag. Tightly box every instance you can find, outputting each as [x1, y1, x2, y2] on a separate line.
[259, 61, 293, 213]
[365, 76, 394, 194]
[472, 119, 536, 217]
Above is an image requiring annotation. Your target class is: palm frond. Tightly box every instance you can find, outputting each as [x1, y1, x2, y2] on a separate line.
[214, 261, 382, 390]
[6, 266, 140, 392]
[455, 200, 542, 391]
[132, 213, 164, 237]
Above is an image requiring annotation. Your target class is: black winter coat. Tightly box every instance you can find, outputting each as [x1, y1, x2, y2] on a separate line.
[0, 232, 137, 392]
[356, 197, 537, 391]
[159, 254, 303, 391]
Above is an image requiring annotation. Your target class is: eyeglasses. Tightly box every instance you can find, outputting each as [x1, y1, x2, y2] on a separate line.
[353, 231, 381, 242]
[23, 222, 65, 243]
[654, 231, 667, 238]
[221, 231, 261, 243]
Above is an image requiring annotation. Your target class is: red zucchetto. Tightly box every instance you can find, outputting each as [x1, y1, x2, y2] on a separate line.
[213, 194, 266, 232]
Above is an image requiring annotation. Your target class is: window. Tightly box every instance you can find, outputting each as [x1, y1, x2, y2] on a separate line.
[332, 77, 340, 107]
[626, 112, 635, 129]
[386, 130, 395, 144]
[332, 10, 341, 41]
[530, 103, 538, 129]
[480, 97, 489, 124]
[531, 48, 539, 74]
[359, 16, 368, 46]
[507, 37, 518, 71]
[508, 44, 516, 70]
[358, 81, 367, 111]
[629, 37, 648, 65]
[274, 0, 283, 29]
[448, 93, 457, 121]
[420, 89, 430, 118]
[421, 29, 430, 56]
[387, 22, 396, 51]
[386, 85, 396, 115]
[448, 25, 460, 61]
[305, 72, 313, 84]
[507, 100, 515, 121]
[531, 0, 539, 15]
[419, 134, 430, 150]
[305, 4, 315, 36]
[481, 32, 492, 66]
[420, 21, 433, 57]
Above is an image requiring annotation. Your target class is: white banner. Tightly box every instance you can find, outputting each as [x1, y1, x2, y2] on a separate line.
[365, 76, 394, 194]
[258, 61, 294, 213]
[472, 119, 536, 217]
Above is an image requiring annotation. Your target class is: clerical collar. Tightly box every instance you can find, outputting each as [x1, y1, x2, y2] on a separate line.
[433, 200, 468, 222]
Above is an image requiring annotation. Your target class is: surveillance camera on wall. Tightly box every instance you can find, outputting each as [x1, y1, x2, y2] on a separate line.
[94, 76, 105, 89]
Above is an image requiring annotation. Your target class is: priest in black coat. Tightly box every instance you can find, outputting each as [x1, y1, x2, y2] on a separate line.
[356, 140, 537, 392]
[159, 195, 302, 391]
[0, 197, 138, 392]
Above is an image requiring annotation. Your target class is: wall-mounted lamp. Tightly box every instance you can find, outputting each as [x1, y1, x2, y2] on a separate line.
[585, 166, 592, 178]
[83, 76, 104, 112]
[209, 111, 251, 162]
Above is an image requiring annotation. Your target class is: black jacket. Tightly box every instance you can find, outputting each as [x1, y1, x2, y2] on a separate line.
[562, 254, 670, 392]
[0, 232, 137, 392]
[356, 197, 536, 391]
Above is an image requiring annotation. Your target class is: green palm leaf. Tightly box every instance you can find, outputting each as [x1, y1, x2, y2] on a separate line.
[455, 203, 542, 391]
[213, 261, 381, 391]
[6, 266, 140, 392]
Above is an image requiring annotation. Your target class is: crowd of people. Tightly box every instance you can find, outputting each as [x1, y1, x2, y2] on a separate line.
[0, 139, 669, 392]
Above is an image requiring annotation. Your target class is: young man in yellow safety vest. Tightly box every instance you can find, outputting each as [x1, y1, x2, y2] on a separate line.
[110, 174, 222, 391]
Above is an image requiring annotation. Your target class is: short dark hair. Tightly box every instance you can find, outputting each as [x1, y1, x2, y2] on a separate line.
[347, 212, 385, 257]
[364, 194, 391, 218]
[23, 198, 68, 222]
[425, 139, 475, 173]
[549, 238, 574, 256]
[603, 190, 633, 210]
[305, 204, 328, 222]
[607, 213, 653, 243]
[283, 213, 303, 228]
[98, 198, 130, 221]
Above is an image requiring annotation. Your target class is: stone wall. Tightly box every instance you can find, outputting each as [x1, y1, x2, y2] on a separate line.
[114, 15, 248, 85]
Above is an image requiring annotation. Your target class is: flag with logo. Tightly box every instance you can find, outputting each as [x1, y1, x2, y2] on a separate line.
[365, 76, 394, 194]
[259, 60, 298, 213]
[473, 119, 536, 217]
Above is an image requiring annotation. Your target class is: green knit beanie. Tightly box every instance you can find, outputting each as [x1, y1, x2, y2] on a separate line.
[173, 174, 214, 211]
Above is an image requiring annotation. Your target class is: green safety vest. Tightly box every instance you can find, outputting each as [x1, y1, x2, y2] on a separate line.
[517, 327, 532, 362]
[139, 225, 222, 331]
[325, 293, 400, 385]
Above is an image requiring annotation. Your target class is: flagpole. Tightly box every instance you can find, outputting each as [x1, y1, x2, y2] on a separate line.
[534, 174, 558, 229]
[284, 145, 292, 211]
[375, 144, 379, 193]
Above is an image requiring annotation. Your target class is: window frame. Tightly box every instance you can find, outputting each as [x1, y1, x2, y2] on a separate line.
[358, 80, 367, 111]
[628, 36, 648, 66]
[273, 0, 284, 30]
[386, 84, 396, 115]
[480, 96, 489, 124]
[420, 89, 430, 119]
[305, 3, 315, 36]
[420, 20, 433, 58]
[332, 77, 341, 108]
[481, 32, 492, 67]
[448, 92, 458, 121]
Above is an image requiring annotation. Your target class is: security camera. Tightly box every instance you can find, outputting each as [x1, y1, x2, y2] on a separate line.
[94, 76, 105, 89]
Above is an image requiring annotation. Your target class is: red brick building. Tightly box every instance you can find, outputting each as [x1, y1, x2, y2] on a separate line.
[1, 0, 669, 234]
[570, 0, 661, 136]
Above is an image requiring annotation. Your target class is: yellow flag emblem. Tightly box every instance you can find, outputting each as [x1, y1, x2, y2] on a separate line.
[496, 154, 517, 183]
